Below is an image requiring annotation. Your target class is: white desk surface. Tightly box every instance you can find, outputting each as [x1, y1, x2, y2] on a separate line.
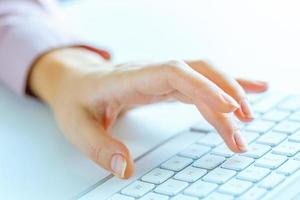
[1, 0, 300, 199]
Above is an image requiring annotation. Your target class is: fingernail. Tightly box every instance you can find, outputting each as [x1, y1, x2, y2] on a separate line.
[111, 153, 127, 178]
[254, 81, 268, 86]
[234, 131, 248, 152]
[220, 93, 240, 109]
[241, 98, 254, 119]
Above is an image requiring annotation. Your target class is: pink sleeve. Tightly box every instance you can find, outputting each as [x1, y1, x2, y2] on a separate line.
[0, 0, 108, 95]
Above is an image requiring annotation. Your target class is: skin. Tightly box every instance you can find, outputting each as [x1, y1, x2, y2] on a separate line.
[29, 47, 268, 179]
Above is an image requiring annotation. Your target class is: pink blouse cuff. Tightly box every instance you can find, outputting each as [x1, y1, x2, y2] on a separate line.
[0, 0, 110, 95]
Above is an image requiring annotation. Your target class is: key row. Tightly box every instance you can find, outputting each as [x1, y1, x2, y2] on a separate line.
[111, 153, 300, 200]
[116, 168, 291, 200]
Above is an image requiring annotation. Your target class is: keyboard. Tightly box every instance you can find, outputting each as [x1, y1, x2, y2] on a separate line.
[107, 93, 300, 200]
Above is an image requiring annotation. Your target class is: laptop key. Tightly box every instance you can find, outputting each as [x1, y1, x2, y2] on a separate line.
[139, 192, 169, 200]
[174, 166, 207, 182]
[277, 159, 300, 175]
[242, 131, 260, 144]
[108, 194, 135, 200]
[252, 93, 285, 113]
[161, 155, 193, 171]
[237, 165, 270, 182]
[197, 133, 223, 147]
[218, 178, 253, 196]
[272, 141, 300, 156]
[258, 173, 285, 189]
[202, 167, 236, 184]
[289, 111, 300, 122]
[256, 131, 287, 147]
[179, 144, 211, 159]
[262, 109, 290, 122]
[221, 155, 254, 171]
[294, 152, 300, 160]
[238, 186, 267, 200]
[121, 181, 155, 198]
[184, 180, 218, 198]
[278, 96, 300, 111]
[253, 112, 262, 119]
[141, 168, 174, 184]
[170, 194, 198, 200]
[211, 144, 234, 158]
[245, 120, 275, 134]
[190, 121, 214, 133]
[247, 93, 265, 104]
[205, 192, 234, 200]
[242, 143, 271, 159]
[289, 130, 300, 142]
[154, 179, 188, 196]
[255, 153, 287, 169]
[193, 154, 225, 170]
[273, 120, 300, 135]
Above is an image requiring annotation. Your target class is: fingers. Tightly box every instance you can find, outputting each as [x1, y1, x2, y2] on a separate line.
[126, 60, 240, 113]
[196, 102, 248, 153]
[234, 79, 268, 121]
[167, 61, 241, 113]
[169, 91, 193, 104]
[187, 61, 264, 122]
[236, 79, 268, 93]
[73, 110, 134, 179]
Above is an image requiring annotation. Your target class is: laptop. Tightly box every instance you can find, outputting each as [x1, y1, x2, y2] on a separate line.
[79, 91, 300, 200]
[2, 83, 300, 200]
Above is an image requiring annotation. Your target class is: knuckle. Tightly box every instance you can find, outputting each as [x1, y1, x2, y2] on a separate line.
[195, 59, 209, 66]
[231, 86, 246, 102]
[214, 114, 238, 136]
[214, 115, 227, 127]
[167, 59, 186, 66]
[113, 139, 130, 156]
[164, 60, 186, 73]
[89, 144, 104, 164]
[191, 59, 212, 69]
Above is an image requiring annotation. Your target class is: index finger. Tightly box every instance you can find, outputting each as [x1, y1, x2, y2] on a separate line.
[129, 60, 240, 113]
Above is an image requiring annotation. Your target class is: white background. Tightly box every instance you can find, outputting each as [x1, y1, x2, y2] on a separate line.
[65, 0, 300, 91]
[1, 0, 300, 199]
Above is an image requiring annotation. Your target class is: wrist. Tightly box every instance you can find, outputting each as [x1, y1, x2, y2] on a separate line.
[28, 47, 109, 108]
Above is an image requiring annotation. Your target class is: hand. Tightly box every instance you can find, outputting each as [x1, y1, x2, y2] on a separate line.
[29, 47, 268, 179]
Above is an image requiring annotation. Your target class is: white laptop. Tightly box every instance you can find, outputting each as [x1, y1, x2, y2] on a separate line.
[2, 83, 300, 200]
[87, 91, 300, 200]
[1, 0, 300, 200]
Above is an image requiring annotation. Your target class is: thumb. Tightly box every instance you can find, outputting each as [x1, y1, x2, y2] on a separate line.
[95, 134, 134, 179]
[75, 111, 134, 179]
